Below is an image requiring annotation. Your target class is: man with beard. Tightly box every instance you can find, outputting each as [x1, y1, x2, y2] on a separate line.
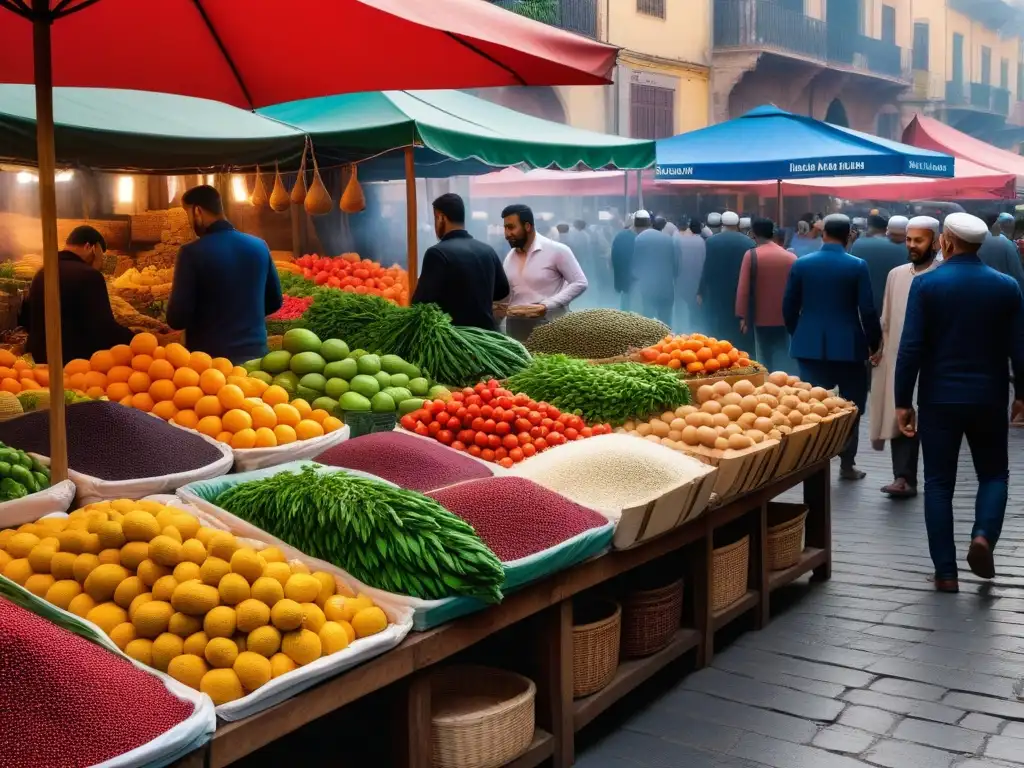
[698, 211, 754, 349]
[869, 216, 941, 499]
[852, 214, 909, 317]
[167, 185, 282, 363]
[895, 212, 1024, 591]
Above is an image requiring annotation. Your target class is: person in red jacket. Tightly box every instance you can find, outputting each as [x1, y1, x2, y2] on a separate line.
[735, 218, 796, 373]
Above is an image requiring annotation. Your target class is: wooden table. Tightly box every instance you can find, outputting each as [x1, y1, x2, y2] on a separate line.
[173, 459, 832, 768]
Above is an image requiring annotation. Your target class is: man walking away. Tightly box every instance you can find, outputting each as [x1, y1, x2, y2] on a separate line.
[851, 214, 909, 317]
[611, 213, 642, 311]
[887, 216, 909, 245]
[869, 216, 940, 499]
[895, 212, 1024, 592]
[978, 211, 1024, 293]
[736, 218, 796, 373]
[699, 211, 755, 349]
[783, 214, 881, 480]
[412, 193, 509, 331]
[705, 212, 722, 238]
[632, 214, 678, 326]
[674, 218, 706, 332]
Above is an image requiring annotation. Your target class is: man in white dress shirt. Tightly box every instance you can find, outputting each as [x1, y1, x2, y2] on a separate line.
[499, 203, 588, 342]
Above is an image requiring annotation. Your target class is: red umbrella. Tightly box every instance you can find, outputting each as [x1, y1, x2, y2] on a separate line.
[0, 0, 618, 480]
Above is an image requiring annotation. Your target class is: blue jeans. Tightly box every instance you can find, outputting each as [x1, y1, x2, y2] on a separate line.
[918, 404, 1009, 579]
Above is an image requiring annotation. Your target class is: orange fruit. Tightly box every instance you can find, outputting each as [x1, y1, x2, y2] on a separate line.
[229, 366, 248, 378]
[217, 385, 245, 411]
[173, 386, 204, 410]
[680, 350, 698, 365]
[127, 371, 151, 394]
[130, 392, 155, 412]
[230, 429, 257, 449]
[0, 349, 16, 367]
[152, 346, 167, 360]
[84, 385, 105, 398]
[291, 399, 312, 419]
[308, 409, 329, 425]
[30, 368, 47, 386]
[173, 410, 199, 429]
[667, 358, 682, 370]
[696, 347, 713, 362]
[83, 371, 107, 391]
[107, 382, 131, 401]
[322, 416, 343, 433]
[148, 359, 175, 381]
[188, 351, 213, 373]
[172, 367, 200, 388]
[89, 350, 114, 373]
[66, 373, 85, 391]
[164, 343, 191, 369]
[149, 379, 176, 403]
[107, 366, 133, 384]
[222, 409, 252, 434]
[261, 385, 289, 407]
[241, 397, 264, 412]
[215, 431, 233, 444]
[704, 359, 721, 373]
[295, 420, 324, 440]
[64, 359, 90, 376]
[273, 425, 297, 445]
[272, 403, 300, 427]
[246, 378, 268, 397]
[151, 401, 178, 421]
[0, 367, 15, 381]
[716, 353, 731, 367]
[195, 395, 223, 418]
[254, 428, 277, 448]
[110, 344, 133, 366]
[250, 405, 277, 430]
[131, 354, 154, 373]
[119, 395, 132, 406]
[196, 415, 223, 437]
[211, 358, 234, 376]
[199, 369, 226, 396]
[12, 360, 28, 373]
[686, 361, 704, 374]
[130, 333, 158, 356]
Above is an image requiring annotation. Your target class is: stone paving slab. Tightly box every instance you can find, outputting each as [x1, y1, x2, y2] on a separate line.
[577, 425, 1024, 767]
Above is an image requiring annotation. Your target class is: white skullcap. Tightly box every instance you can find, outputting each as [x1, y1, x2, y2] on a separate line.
[634, 209, 650, 220]
[907, 216, 940, 233]
[739, 217, 752, 228]
[823, 213, 851, 225]
[943, 212, 988, 244]
[721, 211, 740, 226]
[887, 215, 909, 233]
[707, 212, 722, 225]
[852, 217, 867, 227]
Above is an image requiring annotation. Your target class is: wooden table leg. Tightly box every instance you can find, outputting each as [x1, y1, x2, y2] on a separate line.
[533, 600, 574, 768]
[700, 518, 715, 665]
[755, 501, 770, 629]
[804, 464, 832, 582]
[394, 671, 432, 768]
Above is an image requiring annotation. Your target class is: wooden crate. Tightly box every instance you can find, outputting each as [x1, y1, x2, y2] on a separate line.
[614, 465, 718, 549]
[683, 439, 782, 502]
[771, 423, 820, 479]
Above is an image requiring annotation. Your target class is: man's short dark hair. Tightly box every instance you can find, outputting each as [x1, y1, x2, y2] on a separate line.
[66, 225, 106, 252]
[867, 214, 888, 231]
[573, 219, 587, 230]
[653, 216, 667, 232]
[556, 222, 570, 234]
[751, 217, 775, 240]
[688, 219, 703, 235]
[181, 184, 224, 216]
[432, 193, 465, 225]
[823, 217, 852, 244]
[982, 210, 1000, 229]
[501, 204, 534, 228]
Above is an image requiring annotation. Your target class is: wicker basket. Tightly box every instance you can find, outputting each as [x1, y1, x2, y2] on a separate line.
[344, 411, 397, 438]
[711, 535, 750, 613]
[621, 579, 683, 658]
[572, 597, 621, 698]
[767, 503, 808, 571]
[431, 664, 536, 768]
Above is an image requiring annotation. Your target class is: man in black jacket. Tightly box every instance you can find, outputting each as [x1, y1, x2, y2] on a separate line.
[412, 194, 509, 330]
[20, 225, 132, 365]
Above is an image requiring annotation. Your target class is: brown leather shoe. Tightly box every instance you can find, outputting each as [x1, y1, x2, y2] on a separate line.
[967, 537, 995, 579]
[933, 577, 959, 593]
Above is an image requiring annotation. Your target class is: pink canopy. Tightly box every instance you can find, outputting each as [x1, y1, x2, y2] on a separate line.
[904, 115, 1024, 190]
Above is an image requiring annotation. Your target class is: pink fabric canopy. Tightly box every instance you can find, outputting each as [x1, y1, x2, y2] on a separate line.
[904, 115, 1024, 190]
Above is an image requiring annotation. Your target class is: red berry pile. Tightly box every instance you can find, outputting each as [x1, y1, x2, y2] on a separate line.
[398, 380, 613, 468]
[267, 295, 314, 321]
[428, 476, 609, 561]
[0, 597, 195, 767]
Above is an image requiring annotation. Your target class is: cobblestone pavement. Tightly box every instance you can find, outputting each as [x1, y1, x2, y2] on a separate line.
[577, 425, 1024, 768]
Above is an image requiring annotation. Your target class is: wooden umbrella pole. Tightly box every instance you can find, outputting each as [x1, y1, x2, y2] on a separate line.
[33, 15, 68, 483]
[776, 179, 784, 225]
[405, 146, 418, 295]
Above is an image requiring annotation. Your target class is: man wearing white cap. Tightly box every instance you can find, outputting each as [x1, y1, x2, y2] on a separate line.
[706, 212, 722, 236]
[852, 214, 908, 317]
[869, 216, 940, 499]
[895, 211, 1024, 591]
[784, 213, 881, 480]
[700, 211, 755, 351]
[887, 215, 909, 244]
[739, 217, 752, 236]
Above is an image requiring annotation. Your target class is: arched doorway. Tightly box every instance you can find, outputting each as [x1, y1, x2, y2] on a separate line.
[825, 98, 850, 128]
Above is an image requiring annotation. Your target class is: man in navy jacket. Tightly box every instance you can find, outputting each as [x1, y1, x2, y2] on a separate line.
[167, 185, 282, 364]
[783, 214, 882, 480]
[895, 212, 1024, 592]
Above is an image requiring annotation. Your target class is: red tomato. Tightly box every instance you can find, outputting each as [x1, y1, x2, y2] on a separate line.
[482, 419, 497, 434]
[437, 430, 454, 445]
[468, 445, 482, 457]
[480, 389, 494, 402]
[455, 407, 468, 421]
[446, 401, 461, 414]
[412, 409, 431, 423]
[565, 428, 579, 440]
[446, 416, 461, 431]
[528, 411, 542, 426]
[509, 447, 524, 462]
[548, 432, 565, 446]
[529, 426, 542, 439]
[470, 417, 486, 432]
[462, 387, 475, 397]
[498, 457, 514, 469]
[496, 397, 514, 410]
[400, 415, 417, 430]
[539, 426, 550, 437]
[474, 432, 489, 447]
[474, 383, 487, 393]
[581, 427, 594, 438]
[515, 418, 532, 433]
[551, 421, 565, 433]
[494, 447, 508, 460]
[430, 400, 447, 414]
[481, 448, 496, 462]
[414, 423, 430, 437]
[457, 430, 475, 444]
[541, 418, 554, 429]
[427, 422, 442, 436]
[466, 404, 481, 417]
[502, 434, 519, 450]
[467, 396, 482, 407]
[487, 379, 500, 389]
[495, 421, 511, 436]
[487, 434, 502, 449]
[522, 442, 537, 457]
[514, 394, 530, 406]
[518, 432, 532, 445]
[567, 415, 583, 430]
[534, 437, 548, 451]
[557, 413, 573, 425]
[451, 392, 465, 402]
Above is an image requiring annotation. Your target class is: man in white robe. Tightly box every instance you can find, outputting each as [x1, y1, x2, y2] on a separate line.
[869, 216, 941, 498]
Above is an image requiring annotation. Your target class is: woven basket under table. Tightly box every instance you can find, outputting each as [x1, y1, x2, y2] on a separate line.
[711, 535, 750, 613]
[767, 504, 808, 570]
[572, 597, 621, 698]
[621, 579, 684, 658]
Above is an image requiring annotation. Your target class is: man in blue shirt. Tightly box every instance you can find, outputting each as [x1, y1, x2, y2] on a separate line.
[895, 212, 1024, 593]
[610, 214, 641, 311]
[978, 211, 1024, 294]
[631, 215, 678, 326]
[783, 214, 881, 480]
[167, 185, 283, 364]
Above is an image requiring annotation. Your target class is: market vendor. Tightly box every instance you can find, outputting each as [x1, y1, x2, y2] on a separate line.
[166, 185, 282, 364]
[500, 203, 587, 343]
[21, 225, 133, 365]
[412, 193, 509, 331]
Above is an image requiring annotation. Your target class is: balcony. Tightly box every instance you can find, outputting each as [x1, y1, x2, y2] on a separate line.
[488, 0, 599, 38]
[713, 0, 911, 82]
[947, 80, 1012, 115]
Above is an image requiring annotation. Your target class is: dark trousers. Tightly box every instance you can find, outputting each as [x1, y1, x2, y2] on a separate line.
[796, 359, 868, 468]
[891, 434, 920, 485]
[919, 404, 1009, 579]
[754, 326, 795, 373]
[642, 296, 674, 327]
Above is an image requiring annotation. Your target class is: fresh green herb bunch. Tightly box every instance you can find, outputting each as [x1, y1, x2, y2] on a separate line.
[301, 289, 401, 343]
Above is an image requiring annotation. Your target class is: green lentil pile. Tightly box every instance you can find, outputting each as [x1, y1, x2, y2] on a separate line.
[524, 309, 671, 360]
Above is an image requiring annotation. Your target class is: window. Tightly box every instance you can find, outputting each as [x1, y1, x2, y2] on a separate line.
[982, 46, 992, 85]
[952, 33, 964, 83]
[630, 83, 674, 140]
[881, 5, 896, 44]
[636, 0, 665, 19]
[1002, 58, 1010, 89]
[876, 112, 900, 141]
[912, 22, 929, 70]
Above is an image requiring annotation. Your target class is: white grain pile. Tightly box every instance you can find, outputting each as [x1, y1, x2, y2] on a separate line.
[510, 433, 710, 512]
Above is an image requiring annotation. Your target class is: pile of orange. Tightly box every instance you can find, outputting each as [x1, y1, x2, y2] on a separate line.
[0, 349, 49, 393]
[640, 334, 753, 376]
[64, 333, 343, 449]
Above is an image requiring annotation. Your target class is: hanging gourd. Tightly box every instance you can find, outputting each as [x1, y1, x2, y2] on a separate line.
[304, 141, 333, 216]
[340, 164, 366, 214]
[249, 165, 268, 208]
[269, 162, 289, 212]
[290, 139, 308, 205]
